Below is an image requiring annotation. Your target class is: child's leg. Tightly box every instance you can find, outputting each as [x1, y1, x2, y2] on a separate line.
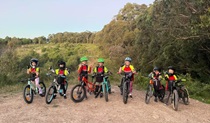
[129, 81, 133, 94]
[35, 77, 42, 94]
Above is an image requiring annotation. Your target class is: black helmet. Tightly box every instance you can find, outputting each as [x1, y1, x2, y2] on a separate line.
[168, 66, 175, 71]
[153, 66, 160, 71]
[58, 60, 66, 69]
[30, 58, 39, 67]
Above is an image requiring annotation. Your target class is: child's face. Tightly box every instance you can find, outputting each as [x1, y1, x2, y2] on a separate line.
[154, 70, 160, 75]
[125, 61, 130, 66]
[32, 62, 36, 66]
[98, 62, 103, 66]
[168, 69, 174, 74]
[60, 64, 64, 68]
[82, 61, 87, 65]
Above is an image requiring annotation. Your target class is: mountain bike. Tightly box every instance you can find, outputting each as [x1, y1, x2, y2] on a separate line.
[166, 79, 189, 111]
[119, 72, 133, 104]
[22, 77, 46, 104]
[45, 68, 68, 104]
[70, 75, 96, 103]
[145, 79, 165, 104]
[94, 72, 112, 102]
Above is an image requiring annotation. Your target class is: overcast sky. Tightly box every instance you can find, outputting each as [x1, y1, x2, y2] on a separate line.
[0, 0, 154, 38]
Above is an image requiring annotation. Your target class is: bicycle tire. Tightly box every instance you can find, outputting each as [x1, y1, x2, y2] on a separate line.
[104, 84, 108, 102]
[71, 84, 86, 103]
[23, 85, 34, 104]
[182, 88, 190, 105]
[145, 84, 153, 104]
[46, 86, 55, 104]
[123, 81, 128, 104]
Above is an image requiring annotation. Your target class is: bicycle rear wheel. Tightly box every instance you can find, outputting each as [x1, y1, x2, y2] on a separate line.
[145, 84, 153, 104]
[46, 86, 55, 104]
[123, 82, 128, 104]
[71, 84, 86, 103]
[158, 85, 165, 102]
[172, 90, 179, 111]
[39, 82, 46, 97]
[23, 85, 34, 104]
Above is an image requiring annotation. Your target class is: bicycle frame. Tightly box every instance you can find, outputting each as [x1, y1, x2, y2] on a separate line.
[102, 76, 110, 93]
[27, 78, 38, 95]
[81, 76, 96, 92]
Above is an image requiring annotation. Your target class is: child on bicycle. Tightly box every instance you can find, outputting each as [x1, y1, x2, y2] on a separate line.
[93, 58, 109, 98]
[55, 61, 69, 99]
[27, 58, 42, 95]
[148, 67, 163, 102]
[78, 56, 91, 82]
[164, 66, 178, 104]
[118, 57, 136, 98]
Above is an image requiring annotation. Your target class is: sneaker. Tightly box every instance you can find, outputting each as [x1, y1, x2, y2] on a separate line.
[64, 94, 67, 99]
[154, 97, 158, 102]
[100, 93, 103, 98]
[129, 93, 133, 98]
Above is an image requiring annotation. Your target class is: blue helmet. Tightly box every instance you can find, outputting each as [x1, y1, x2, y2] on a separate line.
[125, 57, 132, 62]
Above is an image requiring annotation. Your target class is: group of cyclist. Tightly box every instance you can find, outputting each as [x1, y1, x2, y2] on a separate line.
[27, 56, 178, 104]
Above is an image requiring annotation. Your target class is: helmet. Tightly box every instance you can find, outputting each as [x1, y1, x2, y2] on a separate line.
[98, 58, 104, 63]
[168, 66, 175, 71]
[153, 66, 160, 71]
[58, 61, 66, 70]
[30, 58, 39, 67]
[125, 57, 132, 62]
[80, 56, 88, 62]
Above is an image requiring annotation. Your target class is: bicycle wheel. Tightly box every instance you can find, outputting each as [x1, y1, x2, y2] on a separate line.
[182, 88, 190, 105]
[39, 82, 46, 97]
[103, 84, 108, 102]
[23, 85, 34, 104]
[145, 84, 153, 104]
[123, 81, 128, 104]
[158, 85, 165, 102]
[71, 84, 86, 103]
[46, 86, 55, 104]
[108, 80, 111, 94]
[172, 90, 179, 111]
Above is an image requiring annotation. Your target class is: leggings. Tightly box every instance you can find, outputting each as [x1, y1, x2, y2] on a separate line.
[35, 77, 42, 94]
[60, 83, 66, 95]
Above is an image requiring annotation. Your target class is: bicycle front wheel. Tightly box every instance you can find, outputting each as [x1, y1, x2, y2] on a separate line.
[123, 82, 128, 104]
[103, 84, 108, 102]
[172, 90, 179, 111]
[23, 85, 34, 104]
[71, 84, 86, 103]
[46, 86, 55, 104]
[145, 84, 153, 104]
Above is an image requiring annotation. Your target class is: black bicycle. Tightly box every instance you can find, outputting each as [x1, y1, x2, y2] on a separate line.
[119, 72, 133, 104]
[166, 79, 189, 111]
[145, 79, 165, 104]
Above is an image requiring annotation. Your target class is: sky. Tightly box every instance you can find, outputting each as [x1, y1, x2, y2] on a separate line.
[0, 0, 154, 38]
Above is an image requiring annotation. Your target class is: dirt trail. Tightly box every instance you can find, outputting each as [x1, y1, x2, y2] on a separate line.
[0, 86, 210, 123]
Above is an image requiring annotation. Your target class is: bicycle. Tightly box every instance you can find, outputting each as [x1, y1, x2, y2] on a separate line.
[45, 68, 68, 104]
[70, 75, 96, 103]
[119, 72, 133, 104]
[22, 77, 46, 104]
[94, 72, 112, 102]
[145, 79, 165, 104]
[166, 79, 189, 111]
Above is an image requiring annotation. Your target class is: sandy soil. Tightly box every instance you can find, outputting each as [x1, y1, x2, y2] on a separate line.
[0, 86, 210, 123]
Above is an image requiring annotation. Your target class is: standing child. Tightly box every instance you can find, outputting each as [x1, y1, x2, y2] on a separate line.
[118, 57, 136, 98]
[148, 67, 163, 102]
[78, 56, 91, 82]
[55, 61, 69, 99]
[164, 66, 178, 105]
[93, 58, 109, 97]
[27, 58, 42, 95]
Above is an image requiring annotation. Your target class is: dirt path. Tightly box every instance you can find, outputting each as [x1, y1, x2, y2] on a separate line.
[0, 86, 210, 123]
